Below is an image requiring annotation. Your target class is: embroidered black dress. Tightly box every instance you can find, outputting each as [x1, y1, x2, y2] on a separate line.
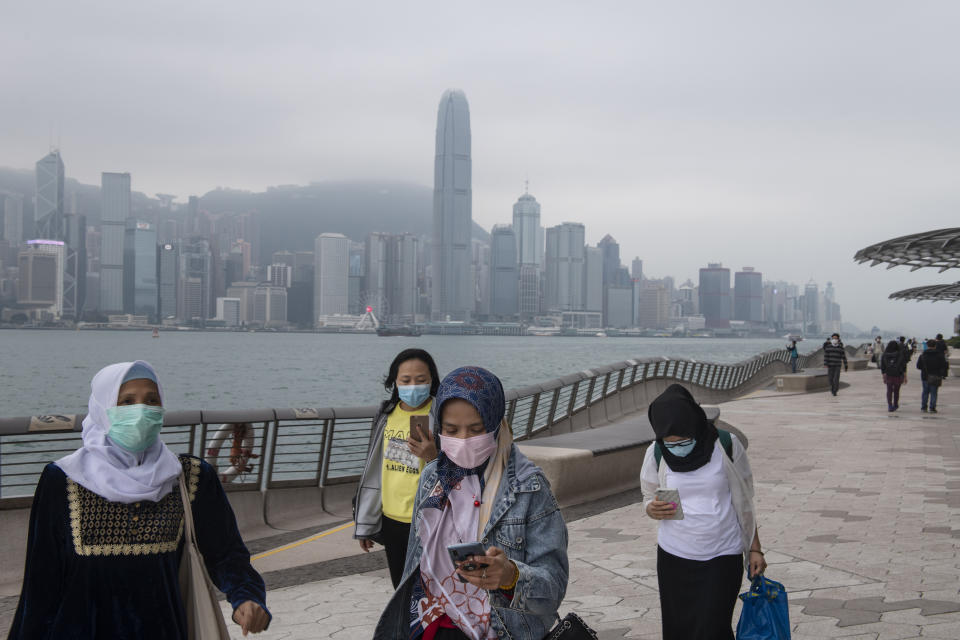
[8, 455, 270, 639]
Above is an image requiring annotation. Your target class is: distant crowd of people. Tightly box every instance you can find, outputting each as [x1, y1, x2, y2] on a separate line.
[874, 333, 950, 413]
[789, 332, 951, 411]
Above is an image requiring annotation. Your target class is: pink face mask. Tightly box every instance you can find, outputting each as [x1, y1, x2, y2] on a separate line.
[439, 432, 498, 469]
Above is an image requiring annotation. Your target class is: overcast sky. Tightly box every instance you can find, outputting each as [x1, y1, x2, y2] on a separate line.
[2, 1, 958, 337]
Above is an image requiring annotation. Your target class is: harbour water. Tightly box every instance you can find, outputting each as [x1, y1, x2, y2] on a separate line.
[0, 330, 819, 416]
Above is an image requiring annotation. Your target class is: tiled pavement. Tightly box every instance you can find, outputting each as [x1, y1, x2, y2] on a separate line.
[2, 367, 957, 638]
[212, 367, 960, 639]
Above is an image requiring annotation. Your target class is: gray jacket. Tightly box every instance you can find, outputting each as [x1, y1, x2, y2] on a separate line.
[374, 445, 569, 640]
[354, 401, 436, 539]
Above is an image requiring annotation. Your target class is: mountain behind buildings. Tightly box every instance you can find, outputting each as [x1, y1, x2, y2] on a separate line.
[0, 168, 490, 263]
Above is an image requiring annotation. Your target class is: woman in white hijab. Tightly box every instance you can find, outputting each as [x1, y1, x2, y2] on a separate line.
[8, 360, 271, 639]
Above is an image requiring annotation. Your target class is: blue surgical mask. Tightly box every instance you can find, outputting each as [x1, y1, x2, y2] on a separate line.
[398, 384, 431, 408]
[106, 405, 165, 453]
[664, 438, 696, 457]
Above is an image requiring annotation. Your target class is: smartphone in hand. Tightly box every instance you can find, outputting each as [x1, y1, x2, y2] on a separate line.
[448, 542, 488, 582]
[655, 488, 684, 520]
[409, 415, 429, 441]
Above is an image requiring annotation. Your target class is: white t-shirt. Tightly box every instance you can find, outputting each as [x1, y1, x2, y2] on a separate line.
[650, 440, 743, 561]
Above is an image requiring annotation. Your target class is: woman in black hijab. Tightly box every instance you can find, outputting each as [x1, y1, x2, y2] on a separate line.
[639, 384, 765, 640]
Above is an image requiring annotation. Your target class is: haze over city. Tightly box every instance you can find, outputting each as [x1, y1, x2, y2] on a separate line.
[2, 1, 958, 336]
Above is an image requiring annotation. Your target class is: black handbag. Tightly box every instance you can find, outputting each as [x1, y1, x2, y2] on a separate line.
[543, 613, 597, 640]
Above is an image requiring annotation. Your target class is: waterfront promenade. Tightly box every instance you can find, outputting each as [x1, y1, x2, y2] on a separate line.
[230, 367, 960, 639]
[2, 366, 958, 638]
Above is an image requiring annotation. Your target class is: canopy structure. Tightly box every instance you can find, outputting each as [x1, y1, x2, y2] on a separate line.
[854, 227, 960, 273]
[888, 282, 960, 303]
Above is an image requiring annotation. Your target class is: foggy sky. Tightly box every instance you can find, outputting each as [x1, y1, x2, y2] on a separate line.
[2, 1, 959, 337]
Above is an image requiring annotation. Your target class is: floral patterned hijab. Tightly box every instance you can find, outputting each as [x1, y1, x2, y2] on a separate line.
[412, 367, 509, 640]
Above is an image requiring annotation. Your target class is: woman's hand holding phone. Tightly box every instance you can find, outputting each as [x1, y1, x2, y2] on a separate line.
[455, 547, 517, 591]
[406, 417, 437, 462]
[646, 499, 678, 520]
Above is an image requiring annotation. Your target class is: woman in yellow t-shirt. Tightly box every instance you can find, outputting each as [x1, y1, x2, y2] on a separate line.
[354, 348, 441, 587]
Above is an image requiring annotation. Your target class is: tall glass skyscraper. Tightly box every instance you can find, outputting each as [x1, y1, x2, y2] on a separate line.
[100, 172, 131, 313]
[35, 151, 65, 241]
[123, 220, 158, 318]
[545, 223, 586, 312]
[431, 89, 472, 321]
[512, 188, 542, 318]
[489, 225, 519, 319]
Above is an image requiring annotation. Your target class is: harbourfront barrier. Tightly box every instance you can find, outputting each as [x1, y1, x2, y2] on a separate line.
[0, 343, 864, 508]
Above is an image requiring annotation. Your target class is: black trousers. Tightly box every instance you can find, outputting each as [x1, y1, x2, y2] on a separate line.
[381, 515, 411, 588]
[657, 546, 743, 640]
[827, 365, 841, 393]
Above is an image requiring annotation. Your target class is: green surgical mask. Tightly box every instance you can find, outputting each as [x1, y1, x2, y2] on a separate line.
[106, 405, 165, 453]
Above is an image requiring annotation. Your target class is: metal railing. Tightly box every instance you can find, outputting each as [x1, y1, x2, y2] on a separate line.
[0, 344, 865, 504]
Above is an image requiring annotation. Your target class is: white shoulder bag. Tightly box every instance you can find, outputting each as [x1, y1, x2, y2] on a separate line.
[178, 472, 232, 639]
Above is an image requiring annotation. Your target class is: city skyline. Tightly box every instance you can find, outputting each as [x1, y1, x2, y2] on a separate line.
[0, 149, 928, 337]
[1, 1, 958, 335]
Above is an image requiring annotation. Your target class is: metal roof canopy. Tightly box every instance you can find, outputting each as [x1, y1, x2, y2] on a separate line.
[854, 227, 960, 273]
[888, 282, 960, 302]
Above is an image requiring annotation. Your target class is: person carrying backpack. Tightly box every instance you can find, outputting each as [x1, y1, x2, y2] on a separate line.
[641, 384, 765, 640]
[880, 340, 907, 412]
[917, 340, 948, 413]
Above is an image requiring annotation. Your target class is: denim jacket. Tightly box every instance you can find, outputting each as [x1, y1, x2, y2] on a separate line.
[373, 444, 569, 640]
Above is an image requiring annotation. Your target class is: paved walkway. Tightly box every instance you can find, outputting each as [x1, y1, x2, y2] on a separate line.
[213, 367, 960, 639]
[3, 367, 957, 638]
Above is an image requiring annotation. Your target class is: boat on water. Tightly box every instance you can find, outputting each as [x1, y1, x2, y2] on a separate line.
[151, 328, 159, 338]
[376, 325, 422, 337]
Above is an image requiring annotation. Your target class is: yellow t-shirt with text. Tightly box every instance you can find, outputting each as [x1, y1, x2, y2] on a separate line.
[381, 401, 431, 523]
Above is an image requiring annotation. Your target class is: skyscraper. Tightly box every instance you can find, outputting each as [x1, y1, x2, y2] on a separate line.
[388, 233, 419, 323]
[583, 246, 603, 313]
[512, 188, 543, 319]
[489, 225, 519, 319]
[734, 267, 763, 323]
[157, 242, 179, 320]
[2, 193, 24, 245]
[699, 263, 731, 329]
[100, 172, 131, 313]
[431, 89, 472, 321]
[512, 189, 543, 266]
[545, 223, 585, 312]
[314, 232, 349, 323]
[804, 280, 819, 334]
[35, 151, 65, 241]
[17, 240, 65, 317]
[364, 232, 389, 313]
[63, 213, 87, 320]
[123, 220, 158, 318]
[178, 238, 212, 325]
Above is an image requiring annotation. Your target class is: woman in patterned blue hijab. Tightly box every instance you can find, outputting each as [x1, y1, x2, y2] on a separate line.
[424, 366, 505, 511]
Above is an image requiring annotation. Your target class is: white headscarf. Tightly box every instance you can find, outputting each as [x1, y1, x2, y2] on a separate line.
[56, 360, 183, 504]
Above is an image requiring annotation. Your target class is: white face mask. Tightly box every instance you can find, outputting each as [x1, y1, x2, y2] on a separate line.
[831, 339, 839, 346]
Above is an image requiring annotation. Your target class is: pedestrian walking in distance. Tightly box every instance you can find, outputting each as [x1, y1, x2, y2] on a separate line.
[786, 340, 799, 373]
[823, 333, 848, 396]
[917, 340, 948, 413]
[880, 340, 907, 412]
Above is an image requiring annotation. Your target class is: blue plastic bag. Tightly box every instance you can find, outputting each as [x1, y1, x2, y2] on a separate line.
[736, 575, 791, 639]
